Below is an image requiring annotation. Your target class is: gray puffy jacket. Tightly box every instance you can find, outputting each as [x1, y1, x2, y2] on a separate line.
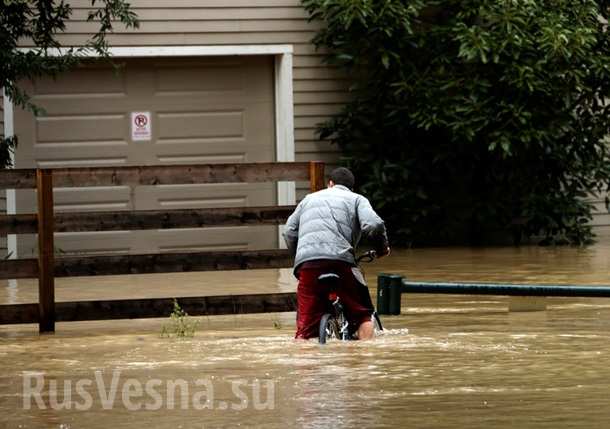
[283, 184, 389, 273]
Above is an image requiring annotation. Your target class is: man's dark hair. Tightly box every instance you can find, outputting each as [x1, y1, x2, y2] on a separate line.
[329, 167, 355, 189]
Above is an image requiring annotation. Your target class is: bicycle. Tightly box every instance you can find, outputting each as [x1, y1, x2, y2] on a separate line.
[318, 250, 383, 344]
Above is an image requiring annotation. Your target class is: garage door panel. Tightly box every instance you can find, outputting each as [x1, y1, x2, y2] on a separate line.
[27, 100, 131, 117]
[157, 110, 244, 139]
[136, 183, 275, 210]
[14, 189, 36, 215]
[36, 157, 129, 169]
[153, 139, 275, 164]
[240, 57, 274, 99]
[244, 102, 275, 145]
[53, 187, 133, 212]
[36, 114, 127, 143]
[31, 144, 130, 168]
[16, 227, 276, 257]
[153, 145, 275, 163]
[155, 153, 247, 164]
[54, 231, 134, 256]
[14, 234, 38, 258]
[150, 98, 255, 113]
[15, 231, 135, 258]
[154, 225, 278, 252]
[154, 65, 245, 94]
[33, 66, 127, 96]
[15, 186, 132, 213]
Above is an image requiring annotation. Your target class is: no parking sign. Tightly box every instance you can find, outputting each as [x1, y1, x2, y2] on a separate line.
[131, 111, 152, 141]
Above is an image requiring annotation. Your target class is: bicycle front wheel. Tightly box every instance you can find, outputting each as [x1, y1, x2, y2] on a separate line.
[372, 311, 383, 333]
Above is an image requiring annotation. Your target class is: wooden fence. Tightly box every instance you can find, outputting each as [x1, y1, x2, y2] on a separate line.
[0, 161, 326, 332]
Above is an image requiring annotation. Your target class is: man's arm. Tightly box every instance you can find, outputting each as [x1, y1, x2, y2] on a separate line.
[283, 200, 305, 255]
[356, 196, 390, 257]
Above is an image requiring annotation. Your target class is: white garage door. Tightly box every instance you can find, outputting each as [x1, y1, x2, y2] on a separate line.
[13, 56, 277, 257]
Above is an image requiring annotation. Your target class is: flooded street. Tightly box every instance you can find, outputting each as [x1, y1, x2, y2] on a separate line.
[2, 240, 610, 428]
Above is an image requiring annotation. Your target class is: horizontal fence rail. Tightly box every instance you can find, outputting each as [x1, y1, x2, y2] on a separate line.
[401, 281, 610, 297]
[376, 274, 610, 315]
[0, 205, 295, 234]
[1, 259, 38, 279]
[0, 162, 311, 189]
[0, 249, 293, 280]
[0, 293, 297, 325]
[0, 303, 39, 325]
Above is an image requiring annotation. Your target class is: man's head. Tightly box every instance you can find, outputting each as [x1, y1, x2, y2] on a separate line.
[328, 167, 355, 190]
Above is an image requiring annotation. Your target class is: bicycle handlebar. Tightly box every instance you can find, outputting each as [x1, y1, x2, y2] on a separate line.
[356, 250, 377, 264]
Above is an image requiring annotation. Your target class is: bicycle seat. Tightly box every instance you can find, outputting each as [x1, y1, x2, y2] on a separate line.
[317, 273, 340, 286]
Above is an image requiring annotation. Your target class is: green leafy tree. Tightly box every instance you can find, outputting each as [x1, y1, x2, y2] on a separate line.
[1, 0, 139, 168]
[303, 0, 610, 245]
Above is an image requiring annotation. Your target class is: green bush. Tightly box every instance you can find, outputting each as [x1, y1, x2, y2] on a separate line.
[160, 299, 200, 338]
[303, 0, 610, 245]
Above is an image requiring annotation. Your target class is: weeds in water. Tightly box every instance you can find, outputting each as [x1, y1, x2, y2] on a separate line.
[272, 318, 282, 330]
[160, 299, 199, 338]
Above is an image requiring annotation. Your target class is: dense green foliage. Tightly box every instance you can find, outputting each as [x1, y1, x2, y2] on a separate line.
[303, 0, 610, 245]
[1, 0, 138, 167]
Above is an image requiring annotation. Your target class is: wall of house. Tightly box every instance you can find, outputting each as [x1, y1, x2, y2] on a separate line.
[0, 92, 6, 258]
[48, 0, 346, 199]
[588, 196, 610, 236]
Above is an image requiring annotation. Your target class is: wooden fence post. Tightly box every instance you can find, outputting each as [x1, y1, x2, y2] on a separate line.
[309, 161, 325, 192]
[37, 169, 55, 333]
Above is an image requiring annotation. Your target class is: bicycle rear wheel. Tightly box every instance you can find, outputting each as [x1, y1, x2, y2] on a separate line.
[319, 313, 340, 344]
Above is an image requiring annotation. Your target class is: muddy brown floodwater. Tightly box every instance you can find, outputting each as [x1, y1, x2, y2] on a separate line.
[2, 239, 610, 428]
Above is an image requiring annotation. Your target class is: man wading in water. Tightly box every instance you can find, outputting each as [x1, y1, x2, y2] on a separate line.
[284, 167, 390, 340]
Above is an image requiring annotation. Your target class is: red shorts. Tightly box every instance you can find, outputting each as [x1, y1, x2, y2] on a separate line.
[295, 259, 373, 339]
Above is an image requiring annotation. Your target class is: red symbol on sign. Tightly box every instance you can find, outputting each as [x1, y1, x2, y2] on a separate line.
[134, 114, 148, 127]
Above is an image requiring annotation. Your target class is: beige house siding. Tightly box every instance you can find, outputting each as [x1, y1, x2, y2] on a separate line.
[591, 138, 610, 234]
[0, 92, 6, 257]
[37, 0, 345, 200]
[588, 198, 610, 237]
